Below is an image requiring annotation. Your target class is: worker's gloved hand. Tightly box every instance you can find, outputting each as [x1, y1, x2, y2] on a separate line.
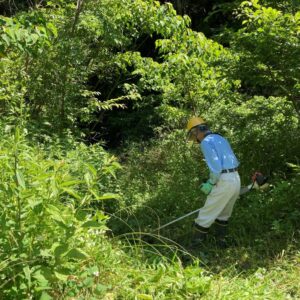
[200, 182, 214, 195]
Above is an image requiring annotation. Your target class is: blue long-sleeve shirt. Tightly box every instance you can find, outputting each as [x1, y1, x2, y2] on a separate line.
[200, 133, 239, 184]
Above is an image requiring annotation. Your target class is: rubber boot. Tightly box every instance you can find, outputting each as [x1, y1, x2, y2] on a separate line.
[214, 219, 229, 248]
[190, 223, 209, 248]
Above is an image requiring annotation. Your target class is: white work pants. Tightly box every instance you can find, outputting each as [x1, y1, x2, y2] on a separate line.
[195, 172, 241, 228]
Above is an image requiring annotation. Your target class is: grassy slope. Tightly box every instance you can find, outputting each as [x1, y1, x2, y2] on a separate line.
[105, 139, 300, 299]
[96, 227, 300, 299]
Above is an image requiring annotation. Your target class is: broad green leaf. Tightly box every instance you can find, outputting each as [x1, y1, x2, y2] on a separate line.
[65, 248, 89, 260]
[81, 220, 104, 228]
[40, 266, 55, 283]
[53, 244, 68, 258]
[33, 270, 49, 287]
[75, 209, 88, 221]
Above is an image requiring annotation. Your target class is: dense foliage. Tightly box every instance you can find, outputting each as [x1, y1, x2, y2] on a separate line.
[0, 0, 299, 298]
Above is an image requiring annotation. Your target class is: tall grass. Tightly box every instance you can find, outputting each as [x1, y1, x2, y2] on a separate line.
[0, 126, 299, 299]
[112, 130, 300, 299]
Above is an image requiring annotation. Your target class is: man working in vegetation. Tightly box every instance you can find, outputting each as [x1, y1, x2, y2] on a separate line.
[186, 117, 240, 246]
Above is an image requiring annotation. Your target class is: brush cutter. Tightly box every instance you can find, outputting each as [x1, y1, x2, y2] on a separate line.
[155, 171, 269, 231]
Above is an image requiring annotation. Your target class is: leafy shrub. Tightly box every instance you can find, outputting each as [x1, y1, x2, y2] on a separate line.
[0, 126, 216, 299]
[230, 0, 300, 113]
[0, 126, 120, 299]
[208, 95, 300, 174]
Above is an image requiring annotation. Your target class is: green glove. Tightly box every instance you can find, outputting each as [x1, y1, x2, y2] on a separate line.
[200, 182, 214, 195]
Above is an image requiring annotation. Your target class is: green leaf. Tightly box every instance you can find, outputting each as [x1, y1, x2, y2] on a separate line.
[65, 248, 89, 260]
[28, 199, 43, 210]
[54, 271, 69, 282]
[95, 283, 109, 294]
[33, 269, 49, 287]
[60, 180, 83, 187]
[23, 266, 31, 286]
[16, 170, 26, 188]
[53, 244, 68, 258]
[17, 43, 24, 52]
[1, 34, 10, 46]
[40, 266, 55, 283]
[75, 209, 88, 221]
[40, 249, 52, 258]
[81, 220, 104, 228]
[99, 193, 120, 200]
[86, 163, 97, 176]
[83, 276, 94, 287]
[46, 205, 66, 224]
[30, 33, 39, 44]
[92, 192, 120, 201]
[62, 187, 81, 200]
[47, 22, 57, 37]
[84, 172, 92, 186]
[137, 295, 153, 300]
[35, 286, 52, 292]
[39, 291, 53, 300]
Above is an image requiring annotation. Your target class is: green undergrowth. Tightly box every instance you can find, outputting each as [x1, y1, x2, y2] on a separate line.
[0, 126, 211, 299]
[0, 126, 299, 299]
[1, 0, 300, 298]
[110, 131, 300, 299]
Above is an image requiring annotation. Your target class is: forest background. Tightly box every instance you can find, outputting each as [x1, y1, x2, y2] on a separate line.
[0, 0, 299, 299]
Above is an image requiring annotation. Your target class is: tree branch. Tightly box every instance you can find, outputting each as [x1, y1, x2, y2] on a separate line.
[71, 0, 85, 34]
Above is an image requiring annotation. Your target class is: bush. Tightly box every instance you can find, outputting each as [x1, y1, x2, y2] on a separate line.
[230, 1, 300, 113]
[0, 126, 120, 299]
[209, 96, 300, 174]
